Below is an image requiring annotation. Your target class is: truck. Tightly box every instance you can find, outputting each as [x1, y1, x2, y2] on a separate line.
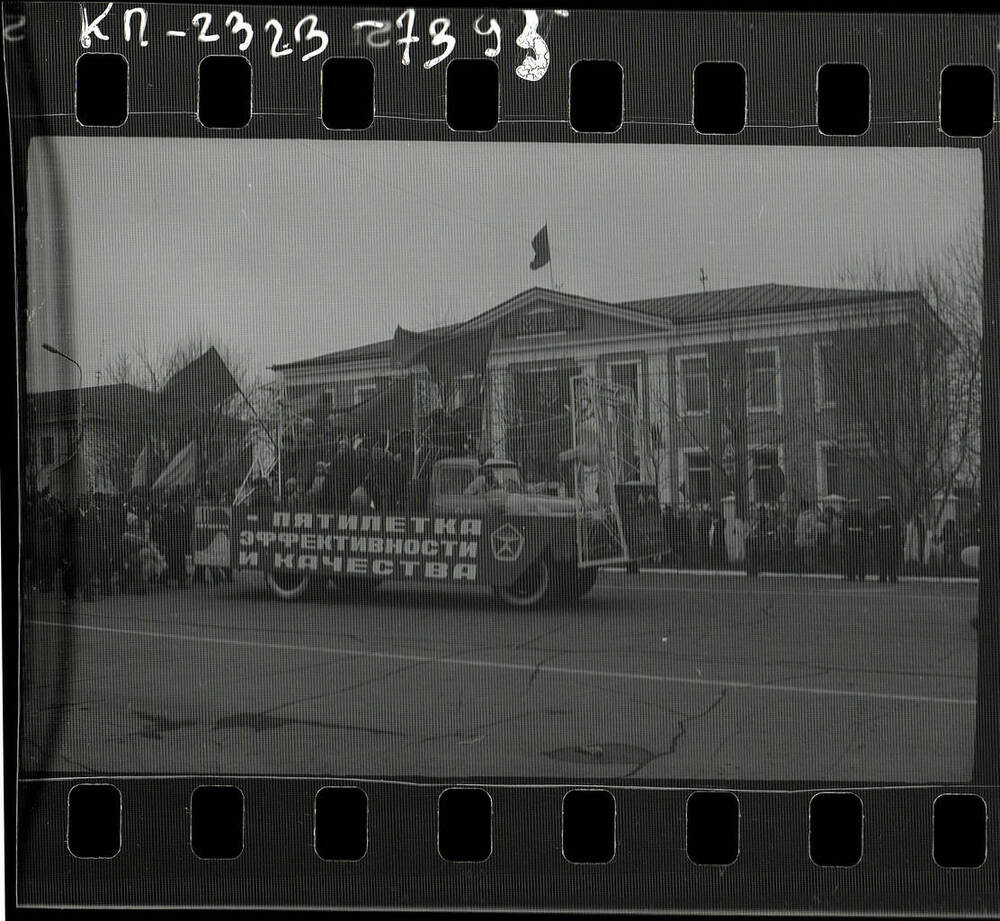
[191, 455, 664, 609]
[190, 377, 666, 608]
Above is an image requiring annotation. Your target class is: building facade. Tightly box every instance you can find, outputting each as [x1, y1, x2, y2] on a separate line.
[24, 383, 155, 495]
[272, 283, 954, 517]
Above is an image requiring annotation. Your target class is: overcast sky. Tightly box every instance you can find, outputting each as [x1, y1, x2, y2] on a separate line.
[25, 138, 982, 392]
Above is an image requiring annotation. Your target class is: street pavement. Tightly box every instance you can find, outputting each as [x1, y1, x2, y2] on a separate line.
[20, 571, 978, 782]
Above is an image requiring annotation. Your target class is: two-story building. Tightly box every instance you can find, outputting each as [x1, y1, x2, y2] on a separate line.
[271, 282, 953, 516]
[24, 383, 155, 495]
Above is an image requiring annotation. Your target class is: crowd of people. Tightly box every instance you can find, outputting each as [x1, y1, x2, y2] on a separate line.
[276, 414, 414, 512]
[25, 425, 980, 603]
[656, 496, 981, 581]
[23, 486, 226, 604]
[22, 414, 458, 605]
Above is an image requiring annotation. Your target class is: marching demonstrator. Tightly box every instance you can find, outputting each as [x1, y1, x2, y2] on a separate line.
[872, 494, 903, 583]
[842, 497, 868, 582]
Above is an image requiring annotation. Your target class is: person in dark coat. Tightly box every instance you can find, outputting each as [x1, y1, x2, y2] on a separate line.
[103, 499, 127, 593]
[66, 496, 98, 602]
[59, 500, 80, 603]
[661, 505, 677, 565]
[842, 498, 868, 582]
[872, 495, 903, 583]
[90, 495, 112, 594]
[165, 500, 191, 587]
[708, 508, 727, 568]
[246, 477, 273, 511]
[676, 509, 692, 567]
[294, 417, 320, 493]
[122, 511, 150, 593]
[32, 492, 57, 591]
[321, 439, 357, 509]
[367, 445, 407, 510]
[745, 504, 768, 578]
[942, 518, 960, 574]
[388, 453, 408, 511]
[363, 445, 386, 508]
[150, 502, 170, 585]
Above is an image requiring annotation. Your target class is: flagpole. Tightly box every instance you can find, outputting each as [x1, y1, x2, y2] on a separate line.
[547, 223, 557, 291]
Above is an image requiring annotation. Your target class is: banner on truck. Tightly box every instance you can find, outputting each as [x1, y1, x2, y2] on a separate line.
[237, 509, 485, 583]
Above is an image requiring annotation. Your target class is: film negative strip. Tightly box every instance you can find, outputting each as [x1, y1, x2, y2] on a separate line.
[5, 2, 999, 912]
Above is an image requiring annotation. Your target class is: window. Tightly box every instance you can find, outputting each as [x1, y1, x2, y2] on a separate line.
[437, 466, 476, 496]
[817, 443, 841, 496]
[451, 373, 479, 410]
[747, 347, 780, 411]
[680, 450, 712, 504]
[750, 447, 783, 502]
[40, 436, 54, 466]
[608, 360, 641, 406]
[678, 355, 709, 415]
[353, 383, 377, 405]
[324, 388, 340, 409]
[815, 341, 837, 407]
[608, 359, 643, 479]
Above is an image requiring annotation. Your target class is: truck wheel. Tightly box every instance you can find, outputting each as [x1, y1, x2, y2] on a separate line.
[572, 566, 599, 600]
[266, 571, 311, 601]
[549, 564, 599, 604]
[494, 557, 551, 609]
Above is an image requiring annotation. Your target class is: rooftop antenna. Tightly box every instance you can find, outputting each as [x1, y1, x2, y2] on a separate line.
[699, 267, 708, 293]
[96, 334, 105, 385]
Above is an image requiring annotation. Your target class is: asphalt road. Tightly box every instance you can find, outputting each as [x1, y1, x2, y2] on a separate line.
[20, 571, 978, 782]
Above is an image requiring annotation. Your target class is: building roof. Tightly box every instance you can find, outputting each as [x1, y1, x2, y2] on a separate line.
[272, 283, 918, 373]
[271, 322, 462, 372]
[25, 382, 156, 422]
[617, 282, 910, 324]
[272, 339, 392, 372]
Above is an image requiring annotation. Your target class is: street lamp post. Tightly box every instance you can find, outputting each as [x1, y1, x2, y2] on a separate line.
[42, 342, 84, 465]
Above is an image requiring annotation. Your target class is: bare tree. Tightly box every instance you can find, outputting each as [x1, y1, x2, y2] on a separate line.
[825, 218, 982, 524]
[103, 335, 268, 494]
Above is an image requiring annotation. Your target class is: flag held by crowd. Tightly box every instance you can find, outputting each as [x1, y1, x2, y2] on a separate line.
[391, 324, 495, 381]
[158, 347, 240, 419]
[130, 442, 153, 489]
[151, 440, 199, 492]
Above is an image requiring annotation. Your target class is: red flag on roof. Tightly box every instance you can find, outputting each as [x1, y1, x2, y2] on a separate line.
[159, 347, 239, 418]
[530, 225, 550, 270]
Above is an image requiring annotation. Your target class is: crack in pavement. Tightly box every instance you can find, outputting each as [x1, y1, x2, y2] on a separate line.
[622, 688, 729, 779]
[23, 736, 99, 775]
[511, 621, 573, 652]
[261, 659, 428, 715]
[212, 712, 405, 737]
[818, 699, 893, 780]
[414, 707, 540, 745]
[528, 651, 566, 688]
[259, 633, 500, 716]
[425, 621, 575, 662]
[819, 721, 868, 781]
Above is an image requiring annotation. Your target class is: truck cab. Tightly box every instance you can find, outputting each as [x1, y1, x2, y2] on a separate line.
[429, 457, 524, 517]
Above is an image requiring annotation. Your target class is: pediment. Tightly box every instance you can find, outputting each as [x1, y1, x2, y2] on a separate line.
[484, 288, 672, 342]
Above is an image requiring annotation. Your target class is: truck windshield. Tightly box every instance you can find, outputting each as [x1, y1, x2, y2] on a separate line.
[487, 466, 522, 492]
